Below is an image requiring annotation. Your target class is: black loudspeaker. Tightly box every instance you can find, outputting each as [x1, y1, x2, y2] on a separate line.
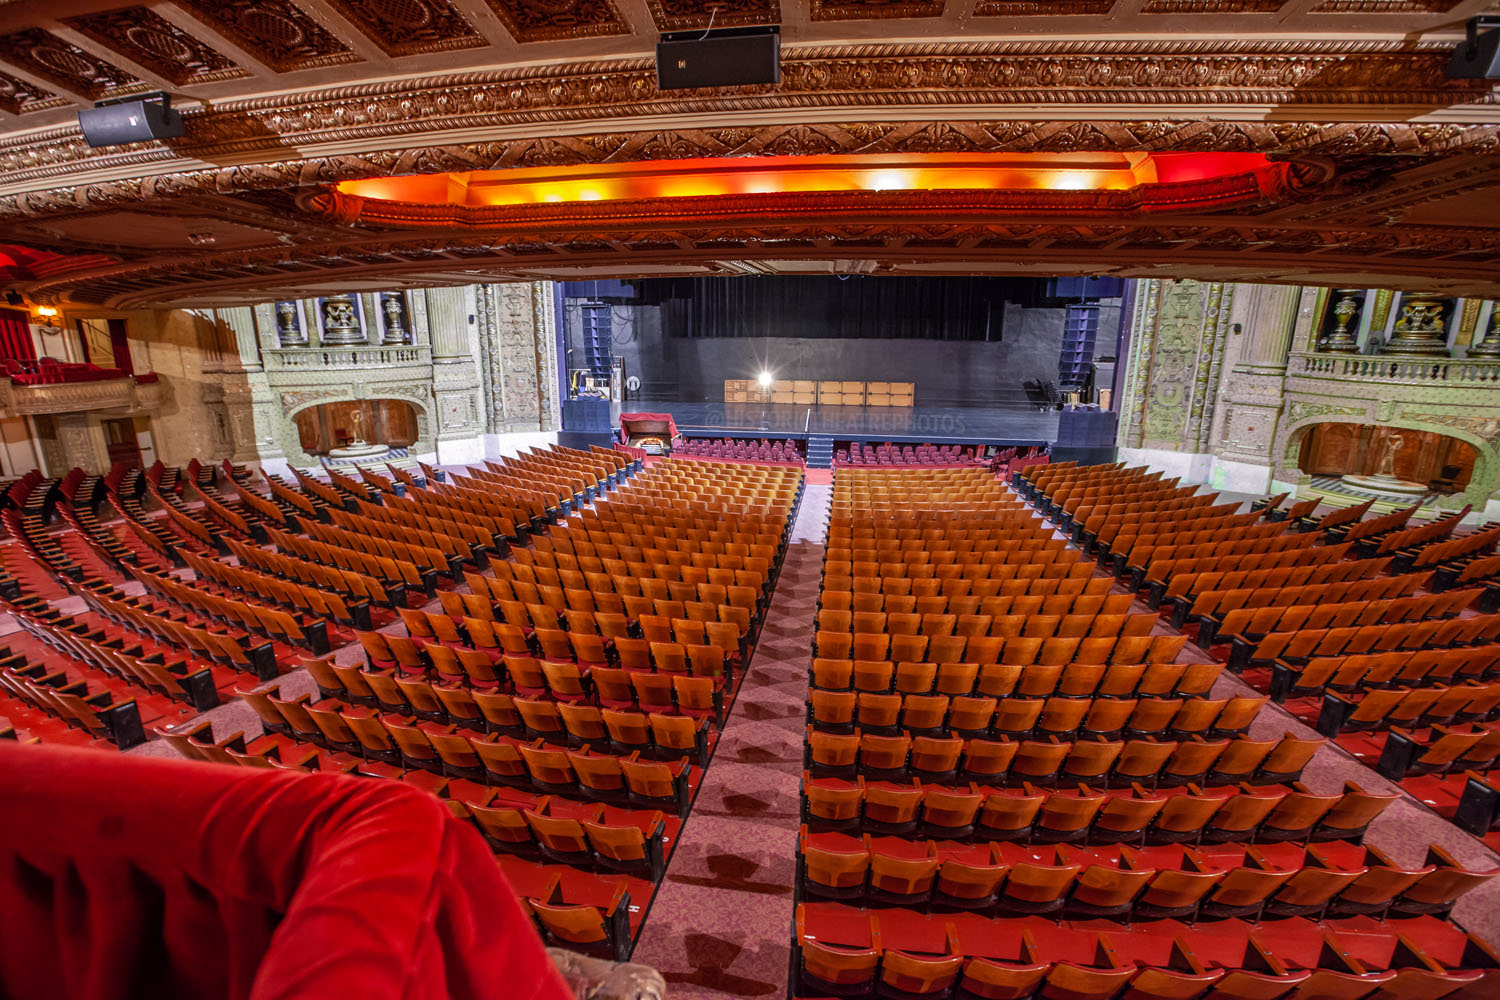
[78, 93, 184, 148]
[657, 26, 780, 90]
[1449, 20, 1500, 78]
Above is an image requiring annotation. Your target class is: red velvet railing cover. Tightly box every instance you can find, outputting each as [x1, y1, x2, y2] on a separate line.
[0, 745, 573, 1000]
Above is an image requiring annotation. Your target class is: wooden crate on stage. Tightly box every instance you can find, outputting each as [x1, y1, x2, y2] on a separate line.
[771, 389, 795, 404]
[818, 381, 843, 404]
[793, 380, 817, 405]
[889, 381, 915, 407]
[724, 379, 771, 403]
[840, 381, 865, 405]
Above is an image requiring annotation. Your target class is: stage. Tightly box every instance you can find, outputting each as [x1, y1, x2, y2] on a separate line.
[647, 401, 1059, 447]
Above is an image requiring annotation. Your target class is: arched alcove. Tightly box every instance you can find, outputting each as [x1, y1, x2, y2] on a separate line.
[1297, 422, 1476, 494]
[293, 399, 418, 457]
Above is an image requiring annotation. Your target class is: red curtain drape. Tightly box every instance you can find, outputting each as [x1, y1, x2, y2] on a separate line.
[0, 307, 34, 362]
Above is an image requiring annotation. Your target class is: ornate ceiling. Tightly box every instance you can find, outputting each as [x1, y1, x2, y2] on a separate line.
[0, 0, 1492, 306]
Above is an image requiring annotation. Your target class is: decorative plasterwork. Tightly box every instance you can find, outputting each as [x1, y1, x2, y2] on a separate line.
[810, 0, 945, 19]
[321, 0, 487, 56]
[0, 28, 143, 100]
[973, 0, 1114, 14]
[1312, 0, 1463, 11]
[481, 0, 628, 42]
[0, 42, 1492, 193]
[1143, 0, 1287, 11]
[2, 120, 1497, 224]
[176, 0, 360, 72]
[62, 8, 246, 86]
[646, 0, 780, 29]
[0, 69, 65, 115]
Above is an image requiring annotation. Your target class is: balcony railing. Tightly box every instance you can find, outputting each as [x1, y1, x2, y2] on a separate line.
[0, 374, 165, 416]
[264, 345, 430, 371]
[1291, 351, 1500, 385]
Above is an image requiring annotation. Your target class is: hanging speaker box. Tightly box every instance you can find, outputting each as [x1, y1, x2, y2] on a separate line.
[657, 26, 781, 90]
[78, 92, 184, 147]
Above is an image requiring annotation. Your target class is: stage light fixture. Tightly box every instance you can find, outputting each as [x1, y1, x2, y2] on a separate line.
[757, 370, 774, 388]
[1449, 16, 1500, 78]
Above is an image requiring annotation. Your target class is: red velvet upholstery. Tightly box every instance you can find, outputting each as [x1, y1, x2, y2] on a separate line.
[0, 744, 573, 1000]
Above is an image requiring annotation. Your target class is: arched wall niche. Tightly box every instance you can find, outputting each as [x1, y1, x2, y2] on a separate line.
[293, 399, 419, 456]
[277, 389, 434, 467]
[1278, 416, 1498, 513]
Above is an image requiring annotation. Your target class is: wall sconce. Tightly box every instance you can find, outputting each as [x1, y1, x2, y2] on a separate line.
[33, 305, 60, 330]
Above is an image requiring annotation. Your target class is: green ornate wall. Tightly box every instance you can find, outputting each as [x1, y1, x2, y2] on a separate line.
[1118, 281, 1500, 519]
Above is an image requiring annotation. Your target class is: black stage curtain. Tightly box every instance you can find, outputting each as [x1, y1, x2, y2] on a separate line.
[643, 277, 1025, 341]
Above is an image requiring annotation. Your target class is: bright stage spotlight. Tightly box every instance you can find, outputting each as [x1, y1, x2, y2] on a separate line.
[758, 370, 774, 388]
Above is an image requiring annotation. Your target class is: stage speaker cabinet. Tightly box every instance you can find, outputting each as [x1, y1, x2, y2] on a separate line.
[78, 92, 184, 147]
[657, 26, 781, 90]
[1450, 20, 1500, 78]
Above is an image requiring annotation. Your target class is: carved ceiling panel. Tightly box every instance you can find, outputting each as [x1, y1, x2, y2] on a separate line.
[177, 0, 360, 72]
[646, 0, 780, 30]
[482, 0, 629, 42]
[0, 68, 65, 114]
[1142, 0, 1287, 12]
[810, 0, 946, 19]
[62, 7, 246, 86]
[1312, 0, 1463, 10]
[0, 28, 143, 99]
[972, 0, 1115, 15]
[322, 0, 487, 56]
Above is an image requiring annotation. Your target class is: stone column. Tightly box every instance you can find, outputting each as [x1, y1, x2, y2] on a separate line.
[479, 281, 561, 435]
[213, 305, 283, 465]
[426, 286, 484, 457]
[1213, 284, 1302, 490]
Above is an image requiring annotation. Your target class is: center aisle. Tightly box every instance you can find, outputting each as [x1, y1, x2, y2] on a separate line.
[631, 484, 831, 998]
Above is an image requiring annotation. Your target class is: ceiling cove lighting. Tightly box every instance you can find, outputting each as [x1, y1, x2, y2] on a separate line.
[335, 152, 1281, 211]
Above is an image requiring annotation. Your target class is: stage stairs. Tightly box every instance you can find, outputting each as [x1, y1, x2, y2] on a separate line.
[806, 436, 834, 469]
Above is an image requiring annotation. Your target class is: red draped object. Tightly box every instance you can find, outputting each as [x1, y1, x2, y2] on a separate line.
[0, 744, 573, 1000]
[619, 412, 679, 446]
[0, 307, 34, 362]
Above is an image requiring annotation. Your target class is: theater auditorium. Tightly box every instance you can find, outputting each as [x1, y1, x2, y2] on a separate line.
[1, 2, 1499, 999]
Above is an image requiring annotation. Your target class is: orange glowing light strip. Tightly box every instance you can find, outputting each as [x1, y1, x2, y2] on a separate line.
[338, 152, 1275, 209]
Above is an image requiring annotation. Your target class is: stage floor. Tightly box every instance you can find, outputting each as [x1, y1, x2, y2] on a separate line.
[653, 402, 1058, 445]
